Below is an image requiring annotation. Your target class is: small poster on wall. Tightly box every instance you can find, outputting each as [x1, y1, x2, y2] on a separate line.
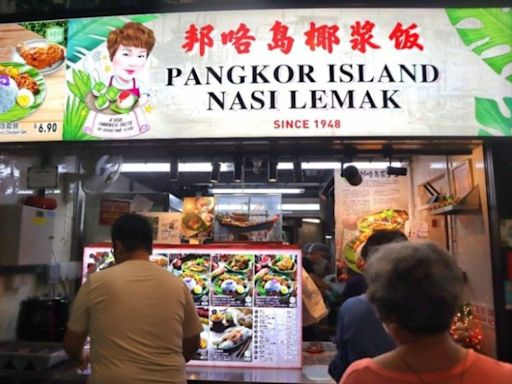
[214, 195, 282, 242]
[140, 212, 181, 244]
[334, 168, 410, 274]
[180, 197, 215, 241]
[99, 199, 130, 225]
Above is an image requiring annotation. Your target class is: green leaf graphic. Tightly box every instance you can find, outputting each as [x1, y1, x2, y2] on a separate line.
[63, 96, 97, 141]
[476, 97, 512, 136]
[67, 14, 159, 64]
[446, 8, 512, 83]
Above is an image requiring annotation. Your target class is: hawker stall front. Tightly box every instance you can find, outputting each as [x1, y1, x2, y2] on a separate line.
[0, 1, 511, 383]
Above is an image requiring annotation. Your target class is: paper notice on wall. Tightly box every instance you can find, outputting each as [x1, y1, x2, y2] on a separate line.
[335, 169, 410, 273]
[140, 212, 181, 244]
[130, 194, 154, 212]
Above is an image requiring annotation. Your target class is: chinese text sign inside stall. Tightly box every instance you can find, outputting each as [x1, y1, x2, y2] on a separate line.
[82, 244, 302, 368]
[0, 8, 510, 142]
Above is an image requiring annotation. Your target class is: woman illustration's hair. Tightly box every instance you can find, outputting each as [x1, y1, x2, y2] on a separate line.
[107, 22, 156, 60]
[365, 241, 464, 335]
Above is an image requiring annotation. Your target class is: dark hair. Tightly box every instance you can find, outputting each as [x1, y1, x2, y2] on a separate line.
[111, 213, 153, 254]
[360, 229, 408, 261]
[365, 241, 464, 335]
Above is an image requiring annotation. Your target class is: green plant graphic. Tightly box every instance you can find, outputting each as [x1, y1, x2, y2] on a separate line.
[446, 8, 512, 83]
[64, 14, 159, 141]
[67, 14, 158, 64]
[476, 97, 512, 136]
[64, 69, 96, 141]
[446, 8, 512, 136]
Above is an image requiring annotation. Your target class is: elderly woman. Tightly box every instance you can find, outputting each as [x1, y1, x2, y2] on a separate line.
[340, 241, 512, 384]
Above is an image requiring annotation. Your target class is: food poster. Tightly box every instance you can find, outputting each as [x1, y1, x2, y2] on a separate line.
[209, 307, 253, 362]
[82, 246, 170, 282]
[211, 254, 254, 307]
[254, 254, 298, 308]
[194, 307, 210, 361]
[169, 253, 211, 307]
[82, 245, 302, 368]
[0, 21, 66, 142]
[214, 195, 282, 242]
[334, 169, 411, 274]
[180, 197, 215, 241]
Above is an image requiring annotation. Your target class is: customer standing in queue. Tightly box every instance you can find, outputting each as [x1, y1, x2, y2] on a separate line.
[64, 213, 202, 384]
[329, 229, 407, 381]
[341, 241, 512, 384]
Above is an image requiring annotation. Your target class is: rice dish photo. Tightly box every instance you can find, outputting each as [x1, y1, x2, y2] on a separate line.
[0, 76, 18, 114]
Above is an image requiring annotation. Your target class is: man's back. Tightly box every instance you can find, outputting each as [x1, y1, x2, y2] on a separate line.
[329, 295, 395, 381]
[68, 260, 201, 384]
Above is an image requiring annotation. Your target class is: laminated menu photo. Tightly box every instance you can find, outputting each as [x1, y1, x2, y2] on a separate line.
[254, 254, 298, 308]
[211, 254, 254, 307]
[208, 307, 253, 363]
[169, 253, 211, 307]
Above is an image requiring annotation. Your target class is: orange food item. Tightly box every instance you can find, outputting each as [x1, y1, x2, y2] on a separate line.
[18, 43, 64, 70]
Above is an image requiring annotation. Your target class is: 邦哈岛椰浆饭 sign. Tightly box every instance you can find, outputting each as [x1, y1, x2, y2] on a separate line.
[0, 9, 510, 143]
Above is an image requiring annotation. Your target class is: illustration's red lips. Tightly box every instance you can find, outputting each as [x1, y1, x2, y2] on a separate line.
[126, 70, 135, 74]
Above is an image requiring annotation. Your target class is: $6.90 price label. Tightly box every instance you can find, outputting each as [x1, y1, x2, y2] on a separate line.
[34, 122, 59, 133]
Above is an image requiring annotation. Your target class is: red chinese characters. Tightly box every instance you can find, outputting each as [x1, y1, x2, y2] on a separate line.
[350, 20, 380, 53]
[181, 20, 424, 56]
[182, 24, 214, 57]
[268, 21, 294, 54]
[389, 22, 424, 51]
[304, 22, 340, 53]
[221, 23, 256, 54]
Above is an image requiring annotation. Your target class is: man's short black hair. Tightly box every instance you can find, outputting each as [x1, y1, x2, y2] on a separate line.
[360, 229, 408, 261]
[111, 213, 153, 254]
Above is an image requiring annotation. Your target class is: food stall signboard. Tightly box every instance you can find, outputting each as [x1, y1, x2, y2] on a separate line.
[82, 243, 302, 368]
[1, 9, 510, 143]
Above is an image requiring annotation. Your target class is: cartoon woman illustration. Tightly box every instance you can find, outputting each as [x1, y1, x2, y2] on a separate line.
[106, 22, 155, 105]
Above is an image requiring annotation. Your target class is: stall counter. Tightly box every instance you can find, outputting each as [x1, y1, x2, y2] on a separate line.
[0, 342, 335, 384]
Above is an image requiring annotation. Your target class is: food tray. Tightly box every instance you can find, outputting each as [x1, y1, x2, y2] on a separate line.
[0, 341, 67, 370]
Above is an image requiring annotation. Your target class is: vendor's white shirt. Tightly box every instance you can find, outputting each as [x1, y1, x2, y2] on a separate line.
[68, 260, 202, 384]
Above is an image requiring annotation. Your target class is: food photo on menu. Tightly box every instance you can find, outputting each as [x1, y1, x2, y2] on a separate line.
[211, 254, 254, 307]
[82, 247, 170, 282]
[192, 307, 210, 361]
[254, 254, 298, 308]
[208, 307, 253, 362]
[0, 20, 66, 140]
[169, 253, 211, 307]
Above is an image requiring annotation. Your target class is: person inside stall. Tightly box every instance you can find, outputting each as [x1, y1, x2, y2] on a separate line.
[340, 241, 512, 384]
[64, 213, 203, 384]
[302, 242, 332, 293]
[329, 229, 407, 382]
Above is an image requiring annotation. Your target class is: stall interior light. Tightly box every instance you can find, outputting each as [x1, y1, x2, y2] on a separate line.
[281, 203, 320, 211]
[302, 218, 321, 224]
[233, 158, 244, 183]
[121, 161, 405, 173]
[169, 158, 179, 181]
[268, 159, 278, 182]
[209, 188, 305, 194]
[210, 160, 221, 183]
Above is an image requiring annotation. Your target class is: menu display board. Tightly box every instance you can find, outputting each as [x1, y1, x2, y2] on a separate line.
[0, 21, 66, 142]
[82, 243, 302, 368]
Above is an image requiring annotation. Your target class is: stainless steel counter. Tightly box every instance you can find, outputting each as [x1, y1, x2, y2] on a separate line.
[0, 342, 336, 383]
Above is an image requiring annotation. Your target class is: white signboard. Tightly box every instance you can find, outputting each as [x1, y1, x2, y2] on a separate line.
[65, 8, 512, 141]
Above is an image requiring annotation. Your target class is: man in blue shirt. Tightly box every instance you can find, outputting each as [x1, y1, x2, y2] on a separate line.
[328, 230, 407, 382]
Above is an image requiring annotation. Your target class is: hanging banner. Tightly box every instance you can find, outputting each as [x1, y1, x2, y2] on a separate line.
[0, 20, 67, 142]
[64, 8, 511, 141]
